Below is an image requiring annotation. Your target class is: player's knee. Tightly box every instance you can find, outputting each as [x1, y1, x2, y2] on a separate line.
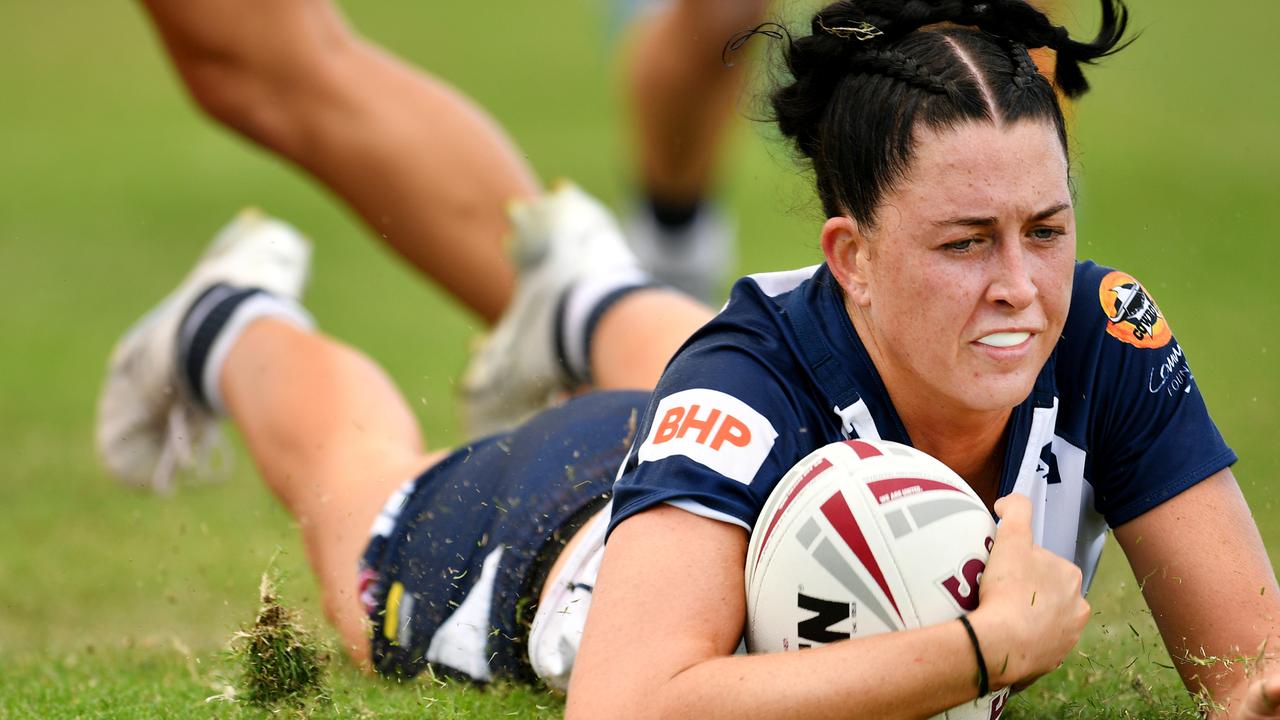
[179, 59, 270, 134]
[170, 25, 354, 156]
[177, 52, 327, 160]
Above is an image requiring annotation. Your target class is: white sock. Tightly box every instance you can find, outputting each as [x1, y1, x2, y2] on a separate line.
[556, 268, 658, 384]
[177, 284, 315, 414]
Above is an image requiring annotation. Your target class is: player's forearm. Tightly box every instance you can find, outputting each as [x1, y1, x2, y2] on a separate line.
[1195, 637, 1280, 719]
[1209, 676, 1253, 720]
[1204, 671, 1280, 720]
[1116, 472, 1280, 719]
[570, 619, 993, 720]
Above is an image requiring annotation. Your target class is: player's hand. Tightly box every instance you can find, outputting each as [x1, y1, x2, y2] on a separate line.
[1233, 676, 1280, 719]
[969, 494, 1090, 690]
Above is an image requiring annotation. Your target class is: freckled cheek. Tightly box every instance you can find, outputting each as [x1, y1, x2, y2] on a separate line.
[873, 257, 974, 348]
[1035, 257, 1075, 327]
[891, 277, 965, 334]
[923, 281, 982, 351]
[1047, 279, 1071, 314]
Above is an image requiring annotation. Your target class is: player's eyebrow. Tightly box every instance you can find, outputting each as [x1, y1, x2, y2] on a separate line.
[932, 202, 1072, 227]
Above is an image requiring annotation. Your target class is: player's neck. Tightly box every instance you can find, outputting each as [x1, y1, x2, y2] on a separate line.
[900, 408, 1010, 510]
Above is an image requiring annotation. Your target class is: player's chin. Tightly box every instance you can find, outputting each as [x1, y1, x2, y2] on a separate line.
[968, 345, 1049, 393]
[957, 371, 1040, 413]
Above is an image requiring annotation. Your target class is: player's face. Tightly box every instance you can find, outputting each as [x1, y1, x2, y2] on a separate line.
[851, 120, 1075, 419]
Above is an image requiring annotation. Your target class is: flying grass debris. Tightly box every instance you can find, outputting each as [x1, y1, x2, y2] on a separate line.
[228, 569, 331, 709]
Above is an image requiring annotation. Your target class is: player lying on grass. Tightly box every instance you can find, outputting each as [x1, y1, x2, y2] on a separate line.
[566, 2, 1280, 716]
[104, 0, 1280, 717]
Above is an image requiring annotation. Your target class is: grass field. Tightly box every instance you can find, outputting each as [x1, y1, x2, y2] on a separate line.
[1, 1, 1277, 717]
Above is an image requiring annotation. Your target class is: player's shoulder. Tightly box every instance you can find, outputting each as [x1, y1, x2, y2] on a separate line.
[702, 264, 823, 336]
[739, 264, 824, 300]
[1064, 260, 1176, 353]
[664, 264, 824, 388]
[1058, 259, 1189, 418]
[630, 264, 836, 497]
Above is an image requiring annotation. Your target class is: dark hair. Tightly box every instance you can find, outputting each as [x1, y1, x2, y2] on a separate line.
[759, 0, 1130, 224]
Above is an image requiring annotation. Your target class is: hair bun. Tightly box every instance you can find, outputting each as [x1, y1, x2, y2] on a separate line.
[805, 0, 1130, 99]
[759, 0, 1132, 221]
[899, 0, 947, 27]
[813, 0, 964, 43]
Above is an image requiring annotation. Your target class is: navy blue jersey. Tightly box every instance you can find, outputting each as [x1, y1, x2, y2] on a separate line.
[362, 391, 648, 682]
[609, 262, 1235, 589]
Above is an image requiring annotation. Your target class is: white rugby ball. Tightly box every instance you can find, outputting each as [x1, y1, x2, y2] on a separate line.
[745, 439, 1008, 719]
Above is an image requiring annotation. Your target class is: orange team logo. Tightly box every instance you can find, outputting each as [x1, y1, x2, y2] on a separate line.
[1097, 271, 1172, 349]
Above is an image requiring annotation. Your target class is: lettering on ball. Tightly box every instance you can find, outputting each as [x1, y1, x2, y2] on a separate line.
[940, 536, 995, 612]
[796, 592, 854, 649]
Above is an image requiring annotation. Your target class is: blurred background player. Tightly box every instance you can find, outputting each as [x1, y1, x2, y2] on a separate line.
[615, 0, 770, 301]
[139, 0, 1073, 306]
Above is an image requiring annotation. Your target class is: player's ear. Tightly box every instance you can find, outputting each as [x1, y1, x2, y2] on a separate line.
[821, 215, 872, 307]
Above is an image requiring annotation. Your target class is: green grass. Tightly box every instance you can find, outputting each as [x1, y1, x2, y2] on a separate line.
[1, 0, 1277, 717]
[0, 649, 567, 719]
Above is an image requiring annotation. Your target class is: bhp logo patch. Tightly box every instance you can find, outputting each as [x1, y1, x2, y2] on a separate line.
[653, 404, 751, 450]
[638, 389, 777, 485]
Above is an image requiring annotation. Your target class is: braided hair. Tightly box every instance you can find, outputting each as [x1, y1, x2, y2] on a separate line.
[759, 0, 1130, 224]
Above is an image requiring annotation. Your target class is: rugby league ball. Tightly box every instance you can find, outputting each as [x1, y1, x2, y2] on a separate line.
[745, 439, 1008, 719]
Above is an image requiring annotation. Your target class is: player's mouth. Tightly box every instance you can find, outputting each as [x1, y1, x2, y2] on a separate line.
[975, 331, 1032, 348]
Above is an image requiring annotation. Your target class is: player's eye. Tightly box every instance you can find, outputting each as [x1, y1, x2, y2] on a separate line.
[1029, 227, 1063, 241]
[943, 238, 980, 252]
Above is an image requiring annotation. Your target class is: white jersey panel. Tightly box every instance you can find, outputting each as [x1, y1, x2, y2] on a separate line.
[1007, 399, 1109, 592]
[529, 512, 609, 691]
[664, 498, 753, 531]
[1010, 402, 1060, 546]
[425, 546, 505, 682]
[836, 398, 881, 440]
[746, 264, 822, 298]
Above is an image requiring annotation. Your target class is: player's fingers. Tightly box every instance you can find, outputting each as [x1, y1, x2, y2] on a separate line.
[1261, 676, 1280, 715]
[992, 494, 1033, 547]
[1244, 677, 1280, 716]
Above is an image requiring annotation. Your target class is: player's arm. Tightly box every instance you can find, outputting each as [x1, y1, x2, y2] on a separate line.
[138, 0, 534, 322]
[566, 496, 1087, 720]
[1114, 468, 1280, 719]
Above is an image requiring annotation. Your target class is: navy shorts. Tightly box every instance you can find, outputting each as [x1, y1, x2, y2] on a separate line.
[359, 390, 649, 682]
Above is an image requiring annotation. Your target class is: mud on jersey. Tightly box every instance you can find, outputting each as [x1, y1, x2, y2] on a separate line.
[609, 262, 1236, 590]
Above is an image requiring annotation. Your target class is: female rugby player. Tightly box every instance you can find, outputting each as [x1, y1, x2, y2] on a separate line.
[566, 2, 1280, 717]
[101, 0, 1279, 717]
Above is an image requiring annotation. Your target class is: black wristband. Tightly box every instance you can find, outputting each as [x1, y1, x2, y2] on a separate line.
[958, 615, 990, 698]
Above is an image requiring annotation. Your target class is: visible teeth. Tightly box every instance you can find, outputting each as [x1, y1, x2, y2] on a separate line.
[977, 332, 1030, 348]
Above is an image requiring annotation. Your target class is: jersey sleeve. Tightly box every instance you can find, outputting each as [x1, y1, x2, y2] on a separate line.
[1069, 262, 1237, 527]
[607, 325, 823, 537]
